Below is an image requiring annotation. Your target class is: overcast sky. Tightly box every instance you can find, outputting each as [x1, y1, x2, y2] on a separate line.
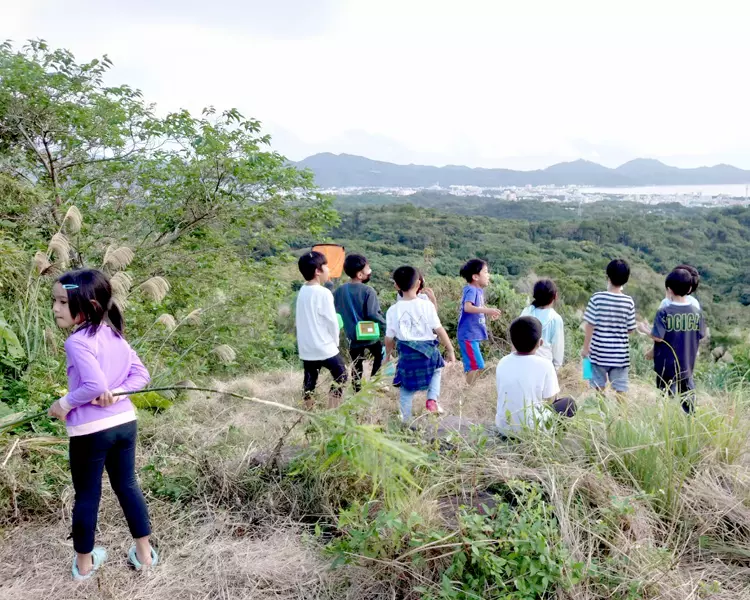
[3, 0, 749, 169]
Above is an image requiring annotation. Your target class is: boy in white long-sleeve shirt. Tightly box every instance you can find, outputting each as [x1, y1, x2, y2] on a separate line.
[296, 251, 347, 409]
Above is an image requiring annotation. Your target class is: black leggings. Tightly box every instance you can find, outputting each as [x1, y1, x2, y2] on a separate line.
[349, 341, 383, 392]
[303, 353, 348, 401]
[69, 421, 151, 554]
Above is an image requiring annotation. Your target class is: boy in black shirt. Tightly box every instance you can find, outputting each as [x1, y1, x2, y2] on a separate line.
[334, 254, 387, 392]
[650, 268, 706, 413]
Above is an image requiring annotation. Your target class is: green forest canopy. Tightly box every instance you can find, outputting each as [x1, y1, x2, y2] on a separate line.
[332, 194, 750, 337]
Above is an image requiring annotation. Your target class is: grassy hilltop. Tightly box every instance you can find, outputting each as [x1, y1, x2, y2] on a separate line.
[3, 366, 749, 599]
[2, 40, 750, 599]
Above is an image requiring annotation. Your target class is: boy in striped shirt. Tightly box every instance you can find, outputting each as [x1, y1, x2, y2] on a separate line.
[582, 259, 637, 399]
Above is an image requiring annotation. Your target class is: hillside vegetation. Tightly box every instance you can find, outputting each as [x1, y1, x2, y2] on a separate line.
[2, 40, 750, 600]
[333, 197, 750, 341]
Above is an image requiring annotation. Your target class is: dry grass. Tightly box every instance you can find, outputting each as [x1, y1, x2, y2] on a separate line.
[110, 271, 134, 300]
[62, 206, 83, 235]
[0, 508, 350, 600]
[47, 233, 71, 268]
[3, 361, 750, 598]
[0, 368, 387, 600]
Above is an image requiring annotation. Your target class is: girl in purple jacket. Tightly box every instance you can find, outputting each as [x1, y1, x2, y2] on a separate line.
[47, 269, 157, 580]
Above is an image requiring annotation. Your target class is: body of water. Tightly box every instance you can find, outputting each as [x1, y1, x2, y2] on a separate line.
[579, 184, 750, 197]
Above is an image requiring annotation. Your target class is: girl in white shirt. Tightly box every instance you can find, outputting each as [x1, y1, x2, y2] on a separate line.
[520, 279, 565, 370]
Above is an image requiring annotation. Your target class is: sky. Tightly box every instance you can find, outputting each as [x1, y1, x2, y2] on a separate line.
[3, 0, 750, 170]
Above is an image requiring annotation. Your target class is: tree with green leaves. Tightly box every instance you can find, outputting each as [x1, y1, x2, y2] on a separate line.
[0, 40, 157, 225]
[0, 39, 340, 406]
[0, 40, 336, 253]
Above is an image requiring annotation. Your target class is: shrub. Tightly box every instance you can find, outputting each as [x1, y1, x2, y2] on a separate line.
[435, 482, 584, 600]
[328, 482, 584, 600]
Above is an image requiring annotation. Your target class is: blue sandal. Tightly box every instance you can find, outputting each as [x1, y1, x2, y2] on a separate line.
[128, 545, 159, 570]
[72, 547, 107, 581]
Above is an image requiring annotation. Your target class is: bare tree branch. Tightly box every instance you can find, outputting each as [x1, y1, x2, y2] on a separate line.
[15, 121, 51, 178]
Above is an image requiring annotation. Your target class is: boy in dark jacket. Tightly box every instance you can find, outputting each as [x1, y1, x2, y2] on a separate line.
[334, 254, 386, 392]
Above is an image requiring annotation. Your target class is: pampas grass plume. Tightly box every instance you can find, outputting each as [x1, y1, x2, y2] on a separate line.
[156, 314, 177, 331]
[112, 296, 128, 311]
[47, 233, 70, 267]
[139, 276, 170, 302]
[33, 251, 51, 275]
[62, 206, 83, 234]
[185, 309, 202, 325]
[103, 245, 135, 271]
[213, 344, 237, 364]
[110, 271, 133, 299]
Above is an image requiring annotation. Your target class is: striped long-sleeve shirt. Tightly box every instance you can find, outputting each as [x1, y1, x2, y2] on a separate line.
[583, 291, 636, 368]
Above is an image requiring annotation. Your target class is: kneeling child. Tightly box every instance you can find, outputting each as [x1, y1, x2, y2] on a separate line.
[496, 316, 576, 436]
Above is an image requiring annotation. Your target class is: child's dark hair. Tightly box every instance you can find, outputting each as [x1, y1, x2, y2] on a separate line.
[674, 264, 699, 293]
[298, 251, 327, 281]
[510, 316, 542, 354]
[665, 268, 693, 297]
[532, 279, 557, 307]
[393, 266, 420, 293]
[343, 254, 368, 279]
[57, 269, 124, 336]
[606, 259, 630, 287]
[460, 259, 487, 283]
[398, 273, 425, 297]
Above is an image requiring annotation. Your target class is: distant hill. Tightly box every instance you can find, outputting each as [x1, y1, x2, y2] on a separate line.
[295, 153, 750, 188]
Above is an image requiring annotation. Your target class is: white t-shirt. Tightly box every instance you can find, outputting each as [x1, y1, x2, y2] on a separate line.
[295, 284, 340, 361]
[495, 353, 560, 433]
[397, 292, 430, 303]
[386, 298, 441, 341]
[659, 295, 700, 310]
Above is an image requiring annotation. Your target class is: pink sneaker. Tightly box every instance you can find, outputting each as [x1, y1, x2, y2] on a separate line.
[425, 399, 438, 413]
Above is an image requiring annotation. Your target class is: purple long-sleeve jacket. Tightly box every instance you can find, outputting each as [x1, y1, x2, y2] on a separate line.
[58, 325, 150, 437]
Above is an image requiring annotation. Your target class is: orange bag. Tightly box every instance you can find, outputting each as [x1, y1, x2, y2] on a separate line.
[312, 244, 346, 279]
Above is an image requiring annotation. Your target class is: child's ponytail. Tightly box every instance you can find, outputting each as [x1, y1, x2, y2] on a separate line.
[531, 279, 558, 308]
[106, 298, 125, 336]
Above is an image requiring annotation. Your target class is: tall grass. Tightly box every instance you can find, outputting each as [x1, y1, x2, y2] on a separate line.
[3, 361, 750, 598]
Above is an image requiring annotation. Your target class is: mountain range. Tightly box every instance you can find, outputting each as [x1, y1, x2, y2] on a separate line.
[296, 154, 750, 189]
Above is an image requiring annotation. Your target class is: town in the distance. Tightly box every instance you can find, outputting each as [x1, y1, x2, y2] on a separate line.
[297, 153, 750, 207]
[319, 183, 750, 207]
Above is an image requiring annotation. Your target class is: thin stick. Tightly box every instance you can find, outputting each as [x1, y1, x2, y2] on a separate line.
[111, 386, 316, 419]
[2, 386, 322, 436]
[267, 414, 304, 470]
[1, 438, 20, 468]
